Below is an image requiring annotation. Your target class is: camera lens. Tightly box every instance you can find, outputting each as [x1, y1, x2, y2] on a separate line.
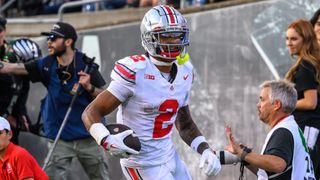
[218, 150, 240, 165]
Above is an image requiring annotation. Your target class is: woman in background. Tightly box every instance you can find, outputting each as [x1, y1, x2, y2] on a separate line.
[285, 19, 320, 179]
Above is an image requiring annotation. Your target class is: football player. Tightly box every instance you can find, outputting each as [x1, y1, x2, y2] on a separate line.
[82, 5, 221, 179]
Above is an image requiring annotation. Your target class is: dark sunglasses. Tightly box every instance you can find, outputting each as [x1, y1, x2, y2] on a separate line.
[47, 34, 62, 42]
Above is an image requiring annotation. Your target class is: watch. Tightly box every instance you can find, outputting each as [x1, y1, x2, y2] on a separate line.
[240, 146, 252, 161]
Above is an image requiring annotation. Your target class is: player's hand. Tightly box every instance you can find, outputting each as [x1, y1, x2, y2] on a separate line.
[101, 130, 139, 158]
[199, 149, 221, 176]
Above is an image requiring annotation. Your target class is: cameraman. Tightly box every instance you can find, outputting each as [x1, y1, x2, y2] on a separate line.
[225, 80, 315, 179]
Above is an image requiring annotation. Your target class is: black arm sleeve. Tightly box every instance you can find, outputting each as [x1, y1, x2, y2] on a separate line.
[24, 60, 42, 83]
[264, 128, 293, 166]
[294, 60, 318, 92]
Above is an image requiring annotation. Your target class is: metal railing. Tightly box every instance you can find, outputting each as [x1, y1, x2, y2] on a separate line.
[0, 0, 16, 14]
[58, 0, 102, 21]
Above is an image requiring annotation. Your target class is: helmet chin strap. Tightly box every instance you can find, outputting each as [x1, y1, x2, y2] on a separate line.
[150, 56, 175, 66]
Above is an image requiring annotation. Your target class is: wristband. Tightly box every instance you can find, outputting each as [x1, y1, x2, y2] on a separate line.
[191, 136, 207, 152]
[89, 123, 110, 145]
[240, 146, 252, 161]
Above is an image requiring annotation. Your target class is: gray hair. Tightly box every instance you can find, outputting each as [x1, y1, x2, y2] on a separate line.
[260, 80, 297, 113]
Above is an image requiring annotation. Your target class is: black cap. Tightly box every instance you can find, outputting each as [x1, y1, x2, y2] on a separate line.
[0, 16, 7, 31]
[41, 22, 77, 41]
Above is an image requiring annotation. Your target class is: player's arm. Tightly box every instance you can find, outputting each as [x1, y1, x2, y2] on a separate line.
[175, 105, 208, 154]
[0, 61, 28, 75]
[82, 89, 139, 157]
[82, 90, 121, 129]
[296, 89, 317, 110]
[175, 105, 221, 176]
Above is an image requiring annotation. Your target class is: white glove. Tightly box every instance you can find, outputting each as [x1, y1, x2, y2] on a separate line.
[101, 130, 139, 158]
[199, 149, 221, 176]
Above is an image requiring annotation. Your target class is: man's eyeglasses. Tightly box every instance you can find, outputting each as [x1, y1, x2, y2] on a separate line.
[47, 34, 61, 42]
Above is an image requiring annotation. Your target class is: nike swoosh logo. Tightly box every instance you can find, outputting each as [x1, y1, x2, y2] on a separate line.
[183, 75, 188, 80]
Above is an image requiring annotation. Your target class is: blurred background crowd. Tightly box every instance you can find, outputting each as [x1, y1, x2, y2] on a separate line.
[0, 0, 229, 17]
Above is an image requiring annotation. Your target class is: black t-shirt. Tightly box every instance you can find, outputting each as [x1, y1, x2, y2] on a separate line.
[263, 128, 293, 180]
[292, 60, 320, 129]
[0, 42, 29, 116]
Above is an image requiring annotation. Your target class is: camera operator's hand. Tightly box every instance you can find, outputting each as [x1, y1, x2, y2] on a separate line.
[225, 125, 242, 156]
[199, 149, 221, 176]
[78, 70, 91, 91]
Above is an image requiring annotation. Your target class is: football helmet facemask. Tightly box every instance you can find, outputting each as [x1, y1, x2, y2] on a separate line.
[140, 5, 189, 62]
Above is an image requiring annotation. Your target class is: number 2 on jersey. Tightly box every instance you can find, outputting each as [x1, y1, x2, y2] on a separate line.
[153, 99, 179, 138]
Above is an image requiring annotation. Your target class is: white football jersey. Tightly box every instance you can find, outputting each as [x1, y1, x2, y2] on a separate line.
[107, 55, 193, 167]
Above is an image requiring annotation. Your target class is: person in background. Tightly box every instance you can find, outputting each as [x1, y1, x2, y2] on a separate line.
[285, 19, 320, 180]
[102, 0, 127, 9]
[0, 21, 109, 180]
[0, 116, 48, 180]
[310, 8, 320, 45]
[225, 80, 315, 179]
[82, 5, 221, 179]
[0, 16, 42, 145]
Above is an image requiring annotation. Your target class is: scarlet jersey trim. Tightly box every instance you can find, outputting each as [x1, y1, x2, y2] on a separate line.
[114, 62, 136, 84]
[125, 167, 143, 180]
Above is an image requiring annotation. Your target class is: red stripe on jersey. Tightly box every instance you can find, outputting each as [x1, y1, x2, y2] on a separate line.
[128, 167, 139, 180]
[115, 64, 136, 80]
[164, 6, 175, 24]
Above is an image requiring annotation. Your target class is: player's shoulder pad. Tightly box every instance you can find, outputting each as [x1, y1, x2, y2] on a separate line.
[116, 55, 148, 72]
[112, 55, 147, 84]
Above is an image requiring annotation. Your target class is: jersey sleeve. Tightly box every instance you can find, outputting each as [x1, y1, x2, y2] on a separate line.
[107, 55, 147, 102]
[24, 59, 43, 83]
[264, 128, 294, 166]
[294, 60, 318, 92]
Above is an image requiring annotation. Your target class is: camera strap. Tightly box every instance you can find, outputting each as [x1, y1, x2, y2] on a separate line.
[239, 162, 245, 180]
